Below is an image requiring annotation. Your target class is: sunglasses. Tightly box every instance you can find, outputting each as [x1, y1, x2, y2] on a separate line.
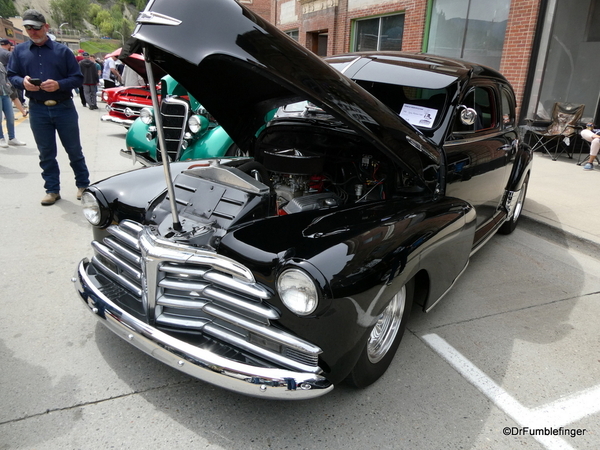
[24, 25, 43, 31]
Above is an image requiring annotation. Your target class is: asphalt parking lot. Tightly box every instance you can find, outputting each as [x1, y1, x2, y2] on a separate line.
[0, 102, 599, 450]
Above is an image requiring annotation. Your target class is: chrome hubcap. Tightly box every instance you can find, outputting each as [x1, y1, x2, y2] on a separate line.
[367, 286, 406, 364]
[513, 181, 528, 220]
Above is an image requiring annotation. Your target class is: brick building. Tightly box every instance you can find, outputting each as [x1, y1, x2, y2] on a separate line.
[265, 0, 600, 125]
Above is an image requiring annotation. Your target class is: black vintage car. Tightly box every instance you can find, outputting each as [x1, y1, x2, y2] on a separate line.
[74, 0, 532, 399]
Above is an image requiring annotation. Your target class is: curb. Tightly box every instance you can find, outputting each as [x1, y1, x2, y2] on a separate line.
[520, 213, 600, 258]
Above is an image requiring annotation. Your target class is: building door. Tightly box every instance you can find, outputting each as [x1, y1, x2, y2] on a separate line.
[308, 31, 328, 56]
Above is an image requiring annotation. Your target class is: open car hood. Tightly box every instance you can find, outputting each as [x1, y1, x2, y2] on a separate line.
[124, 0, 440, 183]
[119, 52, 167, 84]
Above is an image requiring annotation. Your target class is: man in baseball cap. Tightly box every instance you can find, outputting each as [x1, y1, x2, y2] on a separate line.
[7, 8, 90, 206]
[22, 9, 47, 28]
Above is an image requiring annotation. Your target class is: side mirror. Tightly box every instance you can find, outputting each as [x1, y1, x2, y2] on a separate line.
[459, 105, 478, 126]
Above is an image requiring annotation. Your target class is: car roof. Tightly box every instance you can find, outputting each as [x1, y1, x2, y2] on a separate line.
[326, 52, 508, 89]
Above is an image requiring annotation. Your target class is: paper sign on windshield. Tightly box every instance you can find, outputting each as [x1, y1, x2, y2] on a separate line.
[400, 104, 438, 128]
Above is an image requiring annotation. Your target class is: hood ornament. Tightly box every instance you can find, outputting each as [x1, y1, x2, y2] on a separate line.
[136, 11, 182, 26]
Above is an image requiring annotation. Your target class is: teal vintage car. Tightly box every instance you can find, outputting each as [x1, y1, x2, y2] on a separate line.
[121, 75, 242, 166]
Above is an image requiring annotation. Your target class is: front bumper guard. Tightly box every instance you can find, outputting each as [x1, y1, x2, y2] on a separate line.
[74, 259, 333, 399]
[101, 114, 135, 127]
[120, 148, 158, 167]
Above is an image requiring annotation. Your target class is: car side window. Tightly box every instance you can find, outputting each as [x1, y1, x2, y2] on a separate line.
[501, 87, 515, 129]
[453, 86, 497, 134]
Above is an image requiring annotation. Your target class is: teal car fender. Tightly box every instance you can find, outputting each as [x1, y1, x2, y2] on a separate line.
[125, 114, 235, 162]
[123, 75, 237, 165]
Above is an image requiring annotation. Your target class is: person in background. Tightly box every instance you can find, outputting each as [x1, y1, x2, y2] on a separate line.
[580, 125, 599, 170]
[75, 49, 87, 107]
[0, 38, 28, 117]
[0, 61, 26, 148]
[102, 52, 121, 88]
[79, 52, 99, 110]
[7, 9, 89, 206]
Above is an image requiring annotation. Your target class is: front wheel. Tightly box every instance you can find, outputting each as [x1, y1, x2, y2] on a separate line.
[346, 279, 414, 388]
[498, 173, 529, 235]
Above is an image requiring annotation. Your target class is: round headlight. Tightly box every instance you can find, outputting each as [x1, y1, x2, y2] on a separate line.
[140, 107, 154, 125]
[81, 191, 101, 225]
[277, 269, 319, 316]
[188, 114, 209, 134]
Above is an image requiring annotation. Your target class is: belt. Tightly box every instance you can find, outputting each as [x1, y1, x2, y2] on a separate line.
[29, 97, 72, 106]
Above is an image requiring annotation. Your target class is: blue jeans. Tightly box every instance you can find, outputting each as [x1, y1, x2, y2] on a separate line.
[29, 99, 90, 193]
[0, 94, 15, 140]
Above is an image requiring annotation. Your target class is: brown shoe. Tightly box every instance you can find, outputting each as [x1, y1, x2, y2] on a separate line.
[76, 187, 87, 200]
[41, 192, 61, 206]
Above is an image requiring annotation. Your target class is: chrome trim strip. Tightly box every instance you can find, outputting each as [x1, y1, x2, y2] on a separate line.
[135, 224, 256, 283]
[158, 279, 279, 320]
[108, 224, 141, 251]
[337, 56, 362, 75]
[202, 271, 271, 299]
[202, 303, 321, 355]
[425, 261, 469, 313]
[91, 256, 143, 298]
[104, 237, 142, 266]
[202, 286, 279, 319]
[136, 11, 182, 26]
[75, 259, 333, 399]
[92, 241, 142, 281]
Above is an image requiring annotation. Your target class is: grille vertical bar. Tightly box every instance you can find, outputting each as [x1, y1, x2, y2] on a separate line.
[159, 97, 188, 161]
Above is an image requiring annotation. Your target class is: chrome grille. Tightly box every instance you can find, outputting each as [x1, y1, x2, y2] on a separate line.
[109, 101, 147, 118]
[159, 97, 188, 161]
[90, 220, 321, 373]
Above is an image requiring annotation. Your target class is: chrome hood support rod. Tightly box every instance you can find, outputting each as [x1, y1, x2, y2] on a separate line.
[143, 45, 182, 231]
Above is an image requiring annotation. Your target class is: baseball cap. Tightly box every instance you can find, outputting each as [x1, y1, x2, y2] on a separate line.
[0, 39, 10, 45]
[22, 9, 46, 27]
[82, 52, 89, 56]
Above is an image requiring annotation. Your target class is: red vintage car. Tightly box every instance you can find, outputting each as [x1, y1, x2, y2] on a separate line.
[100, 53, 165, 128]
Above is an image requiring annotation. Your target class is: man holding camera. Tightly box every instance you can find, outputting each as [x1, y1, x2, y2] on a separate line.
[7, 9, 89, 206]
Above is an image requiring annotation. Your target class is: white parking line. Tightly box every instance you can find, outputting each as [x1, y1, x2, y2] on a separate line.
[422, 333, 598, 450]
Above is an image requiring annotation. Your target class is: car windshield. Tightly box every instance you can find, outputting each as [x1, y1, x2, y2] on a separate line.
[354, 79, 448, 130]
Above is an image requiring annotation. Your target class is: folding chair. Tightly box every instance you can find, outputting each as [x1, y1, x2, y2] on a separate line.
[525, 102, 585, 161]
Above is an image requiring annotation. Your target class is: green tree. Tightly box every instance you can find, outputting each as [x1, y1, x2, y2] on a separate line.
[0, 0, 18, 18]
[50, 0, 90, 28]
[88, 4, 103, 23]
[99, 19, 114, 36]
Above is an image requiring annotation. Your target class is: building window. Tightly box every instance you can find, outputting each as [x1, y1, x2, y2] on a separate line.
[353, 14, 404, 52]
[427, 0, 511, 69]
[285, 29, 299, 41]
[586, 0, 600, 41]
[526, 0, 599, 124]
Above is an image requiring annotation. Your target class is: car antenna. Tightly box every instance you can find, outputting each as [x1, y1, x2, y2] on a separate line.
[143, 46, 182, 232]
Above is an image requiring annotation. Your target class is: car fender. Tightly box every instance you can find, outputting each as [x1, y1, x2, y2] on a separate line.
[125, 117, 156, 155]
[218, 198, 476, 382]
[505, 141, 534, 192]
[179, 126, 235, 160]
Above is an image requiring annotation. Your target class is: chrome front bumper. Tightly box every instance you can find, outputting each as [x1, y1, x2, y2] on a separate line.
[101, 114, 135, 127]
[74, 259, 334, 399]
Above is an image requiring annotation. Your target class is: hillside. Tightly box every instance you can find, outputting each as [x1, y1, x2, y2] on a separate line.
[13, 0, 58, 26]
[12, 0, 136, 31]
